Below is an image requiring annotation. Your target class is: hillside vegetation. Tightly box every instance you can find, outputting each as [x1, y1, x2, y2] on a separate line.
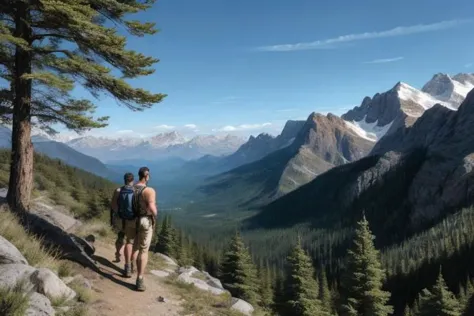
[0, 149, 118, 221]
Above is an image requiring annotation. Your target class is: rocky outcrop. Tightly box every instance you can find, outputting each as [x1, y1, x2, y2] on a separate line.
[176, 266, 228, 295]
[0, 235, 28, 264]
[0, 236, 77, 316]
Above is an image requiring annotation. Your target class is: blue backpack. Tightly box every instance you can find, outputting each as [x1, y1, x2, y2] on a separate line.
[117, 185, 137, 220]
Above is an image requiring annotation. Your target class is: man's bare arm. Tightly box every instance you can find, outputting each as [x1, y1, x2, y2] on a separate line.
[145, 188, 158, 217]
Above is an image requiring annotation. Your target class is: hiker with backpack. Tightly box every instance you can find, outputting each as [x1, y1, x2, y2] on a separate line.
[131, 166, 157, 292]
[111, 172, 140, 278]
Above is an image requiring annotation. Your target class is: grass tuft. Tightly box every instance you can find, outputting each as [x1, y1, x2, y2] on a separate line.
[0, 279, 31, 316]
[68, 280, 93, 304]
[0, 206, 59, 269]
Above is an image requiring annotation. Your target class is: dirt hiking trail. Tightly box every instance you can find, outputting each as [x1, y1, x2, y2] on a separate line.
[81, 241, 183, 316]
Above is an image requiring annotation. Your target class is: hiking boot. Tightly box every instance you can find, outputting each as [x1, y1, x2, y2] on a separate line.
[123, 264, 132, 278]
[136, 277, 146, 292]
[114, 252, 121, 263]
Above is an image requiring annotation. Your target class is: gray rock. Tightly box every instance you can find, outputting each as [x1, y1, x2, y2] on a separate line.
[0, 264, 76, 302]
[26, 292, 55, 316]
[30, 268, 76, 301]
[156, 253, 178, 267]
[230, 298, 254, 316]
[0, 235, 28, 265]
[0, 264, 37, 292]
[177, 273, 228, 295]
[151, 270, 170, 278]
[202, 271, 223, 289]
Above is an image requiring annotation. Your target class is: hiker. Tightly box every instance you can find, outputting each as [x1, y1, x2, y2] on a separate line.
[111, 172, 138, 278]
[110, 193, 125, 263]
[131, 166, 157, 292]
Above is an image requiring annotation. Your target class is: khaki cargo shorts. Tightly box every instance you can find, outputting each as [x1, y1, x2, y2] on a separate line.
[123, 219, 138, 245]
[133, 217, 153, 253]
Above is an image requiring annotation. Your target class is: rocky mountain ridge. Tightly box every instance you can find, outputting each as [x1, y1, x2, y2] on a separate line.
[250, 86, 474, 239]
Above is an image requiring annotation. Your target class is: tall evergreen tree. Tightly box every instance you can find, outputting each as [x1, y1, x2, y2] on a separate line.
[342, 215, 393, 316]
[155, 215, 176, 257]
[415, 269, 461, 316]
[320, 266, 332, 313]
[219, 232, 261, 306]
[0, 0, 165, 213]
[284, 239, 326, 316]
[258, 261, 274, 311]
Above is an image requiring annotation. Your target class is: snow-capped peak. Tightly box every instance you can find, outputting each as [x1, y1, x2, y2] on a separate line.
[422, 73, 474, 107]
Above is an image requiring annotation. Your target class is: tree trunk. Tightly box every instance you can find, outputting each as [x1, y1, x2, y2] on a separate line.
[7, 1, 33, 214]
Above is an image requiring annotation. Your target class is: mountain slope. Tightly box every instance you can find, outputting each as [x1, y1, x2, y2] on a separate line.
[195, 113, 374, 210]
[249, 87, 474, 242]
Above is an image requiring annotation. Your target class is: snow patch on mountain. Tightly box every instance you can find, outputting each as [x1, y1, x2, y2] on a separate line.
[344, 118, 393, 142]
[397, 82, 452, 111]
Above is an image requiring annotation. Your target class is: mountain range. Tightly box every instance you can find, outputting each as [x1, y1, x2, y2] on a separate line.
[250, 81, 474, 244]
[66, 132, 245, 162]
[187, 73, 474, 212]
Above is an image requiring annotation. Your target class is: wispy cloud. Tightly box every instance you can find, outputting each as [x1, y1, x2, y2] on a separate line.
[213, 122, 272, 132]
[184, 124, 198, 129]
[276, 108, 299, 112]
[153, 124, 175, 130]
[363, 56, 404, 64]
[257, 19, 472, 52]
[116, 129, 134, 134]
[465, 63, 473, 68]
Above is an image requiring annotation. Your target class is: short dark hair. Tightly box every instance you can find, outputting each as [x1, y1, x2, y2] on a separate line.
[138, 167, 150, 180]
[124, 172, 134, 184]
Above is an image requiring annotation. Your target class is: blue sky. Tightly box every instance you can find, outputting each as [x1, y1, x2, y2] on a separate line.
[65, 0, 474, 139]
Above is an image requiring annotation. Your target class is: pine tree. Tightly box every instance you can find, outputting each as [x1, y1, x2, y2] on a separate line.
[259, 262, 274, 311]
[404, 305, 412, 316]
[342, 215, 393, 316]
[155, 215, 176, 257]
[219, 232, 261, 306]
[416, 269, 461, 316]
[1, 0, 165, 213]
[284, 239, 326, 316]
[320, 266, 332, 313]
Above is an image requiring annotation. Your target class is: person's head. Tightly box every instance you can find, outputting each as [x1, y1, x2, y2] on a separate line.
[138, 166, 150, 183]
[124, 172, 134, 185]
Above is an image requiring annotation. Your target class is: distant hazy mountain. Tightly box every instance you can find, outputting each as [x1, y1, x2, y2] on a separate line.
[0, 126, 118, 180]
[195, 112, 374, 211]
[67, 132, 245, 162]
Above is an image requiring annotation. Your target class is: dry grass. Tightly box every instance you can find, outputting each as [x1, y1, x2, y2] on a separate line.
[0, 206, 59, 269]
[75, 219, 116, 242]
[0, 279, 31, 316]
[68, 280, 94, 304]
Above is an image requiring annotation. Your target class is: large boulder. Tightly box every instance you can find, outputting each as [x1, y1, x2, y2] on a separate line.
[177, 266, 228, 295]
[230, 298, 254, 316]
[0, 264, 76, 301]
[177, 273, 228, 295]
[30, 268, 76, 300]
[0, 235, 28, 265]
[26, 292, 55, 316]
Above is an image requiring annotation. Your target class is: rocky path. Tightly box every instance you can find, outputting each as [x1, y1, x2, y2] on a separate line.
[83, 241, 183, 316]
